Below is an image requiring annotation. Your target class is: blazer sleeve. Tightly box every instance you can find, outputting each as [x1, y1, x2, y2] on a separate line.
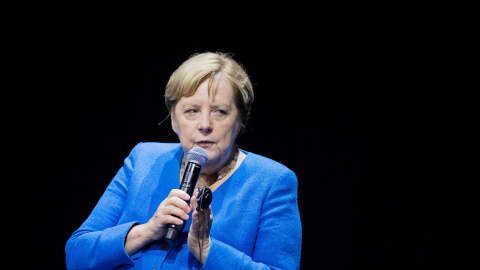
[65, 143, 142, 270]
[203, 170, 302, 270]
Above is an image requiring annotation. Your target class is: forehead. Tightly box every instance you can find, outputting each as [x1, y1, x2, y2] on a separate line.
[181, 78, 234, 104]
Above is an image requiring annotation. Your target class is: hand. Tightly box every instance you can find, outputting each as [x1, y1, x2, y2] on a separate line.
[125, 189, 191, 256]
[145, 189, 192, 241]
[188, 189, 213, 264]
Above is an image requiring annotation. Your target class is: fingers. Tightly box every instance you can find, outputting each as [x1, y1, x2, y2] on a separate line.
[199, 205, 213, 225]
[190, 188, 199, 211]
[191, 188, 212, 222]
[163, 196, 191, 216]
[189, 205, 213, 240]
[153, 189, 192, 224]
[163, 189, 191, 214]
[188, 206, 213, 264]
[161, 204, 190, 221]
[154, 212, 184, 226]
[145, 189, 195, 240]
[191, 205, 213, 229]
[168, 189, 191, 201]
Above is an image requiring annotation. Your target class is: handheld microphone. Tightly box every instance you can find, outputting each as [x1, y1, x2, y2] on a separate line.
[165, 147, 208, 242]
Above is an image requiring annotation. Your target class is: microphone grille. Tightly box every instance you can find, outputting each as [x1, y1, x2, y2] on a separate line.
[187, 147, 208, 166]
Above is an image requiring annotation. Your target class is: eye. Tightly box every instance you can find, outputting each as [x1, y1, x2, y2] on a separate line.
[186, 108, 198, 113]
[212, 109, 231, 120]
[212, 109, 229, 118]
[213, 109, 227, 115]
[184, 108, 199, 119]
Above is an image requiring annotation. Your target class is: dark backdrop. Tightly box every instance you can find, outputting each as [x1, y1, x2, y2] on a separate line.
[3, 2, 476, 269]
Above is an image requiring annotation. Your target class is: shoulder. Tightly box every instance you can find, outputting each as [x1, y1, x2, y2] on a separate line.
[236, 150, 299, 204]
[243, 150, 295, 174]
[241, 150, 297, 182]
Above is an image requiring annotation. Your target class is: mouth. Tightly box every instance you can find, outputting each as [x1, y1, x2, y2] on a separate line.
[195, 141, 215, 148]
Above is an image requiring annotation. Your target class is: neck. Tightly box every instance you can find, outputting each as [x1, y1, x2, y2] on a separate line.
[180, 145, 239, 188]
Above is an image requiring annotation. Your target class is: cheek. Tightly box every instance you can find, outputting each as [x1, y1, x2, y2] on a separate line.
[231, 118, 242, 135]
[223, 122, 241, 141]
[171, 120, 179, 134]
[170, 110, 180, 134]
[234, 121, 241, 136]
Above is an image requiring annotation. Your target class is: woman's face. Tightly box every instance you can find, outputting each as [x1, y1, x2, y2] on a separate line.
[171, 78, 241, 175]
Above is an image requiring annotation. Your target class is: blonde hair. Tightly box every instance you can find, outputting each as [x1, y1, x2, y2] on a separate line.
[165, 52, 254, 132]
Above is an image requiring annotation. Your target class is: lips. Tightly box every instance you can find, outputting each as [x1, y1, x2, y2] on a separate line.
[195, 141, 215, 148]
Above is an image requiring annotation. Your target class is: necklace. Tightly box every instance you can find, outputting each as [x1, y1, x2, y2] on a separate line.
[180, 147, 239, 184]
[216, 153, 238, 180]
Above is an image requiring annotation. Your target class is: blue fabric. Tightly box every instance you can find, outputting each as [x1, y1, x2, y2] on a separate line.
[66, 142, 302, 270]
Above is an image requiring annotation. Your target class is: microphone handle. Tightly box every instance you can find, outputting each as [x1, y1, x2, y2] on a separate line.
[179, 162, 201, 196]
[165, 162, 202, 242]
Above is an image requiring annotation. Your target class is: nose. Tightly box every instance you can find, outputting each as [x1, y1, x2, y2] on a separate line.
[198, 112, 213, 134]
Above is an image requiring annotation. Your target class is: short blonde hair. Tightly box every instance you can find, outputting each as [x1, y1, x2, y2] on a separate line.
[165, 52, 254, 132]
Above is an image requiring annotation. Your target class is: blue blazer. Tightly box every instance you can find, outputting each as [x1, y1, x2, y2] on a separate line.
[66, 143, 302, 269]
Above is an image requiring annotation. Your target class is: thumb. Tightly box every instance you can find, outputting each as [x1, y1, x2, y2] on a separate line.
[191, 188, 200, 211]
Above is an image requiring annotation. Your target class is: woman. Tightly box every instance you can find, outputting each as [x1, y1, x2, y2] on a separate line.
[65, 52, 302, 269]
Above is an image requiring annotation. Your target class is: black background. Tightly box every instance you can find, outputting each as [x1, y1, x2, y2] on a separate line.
[3, 2, 476, 269]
